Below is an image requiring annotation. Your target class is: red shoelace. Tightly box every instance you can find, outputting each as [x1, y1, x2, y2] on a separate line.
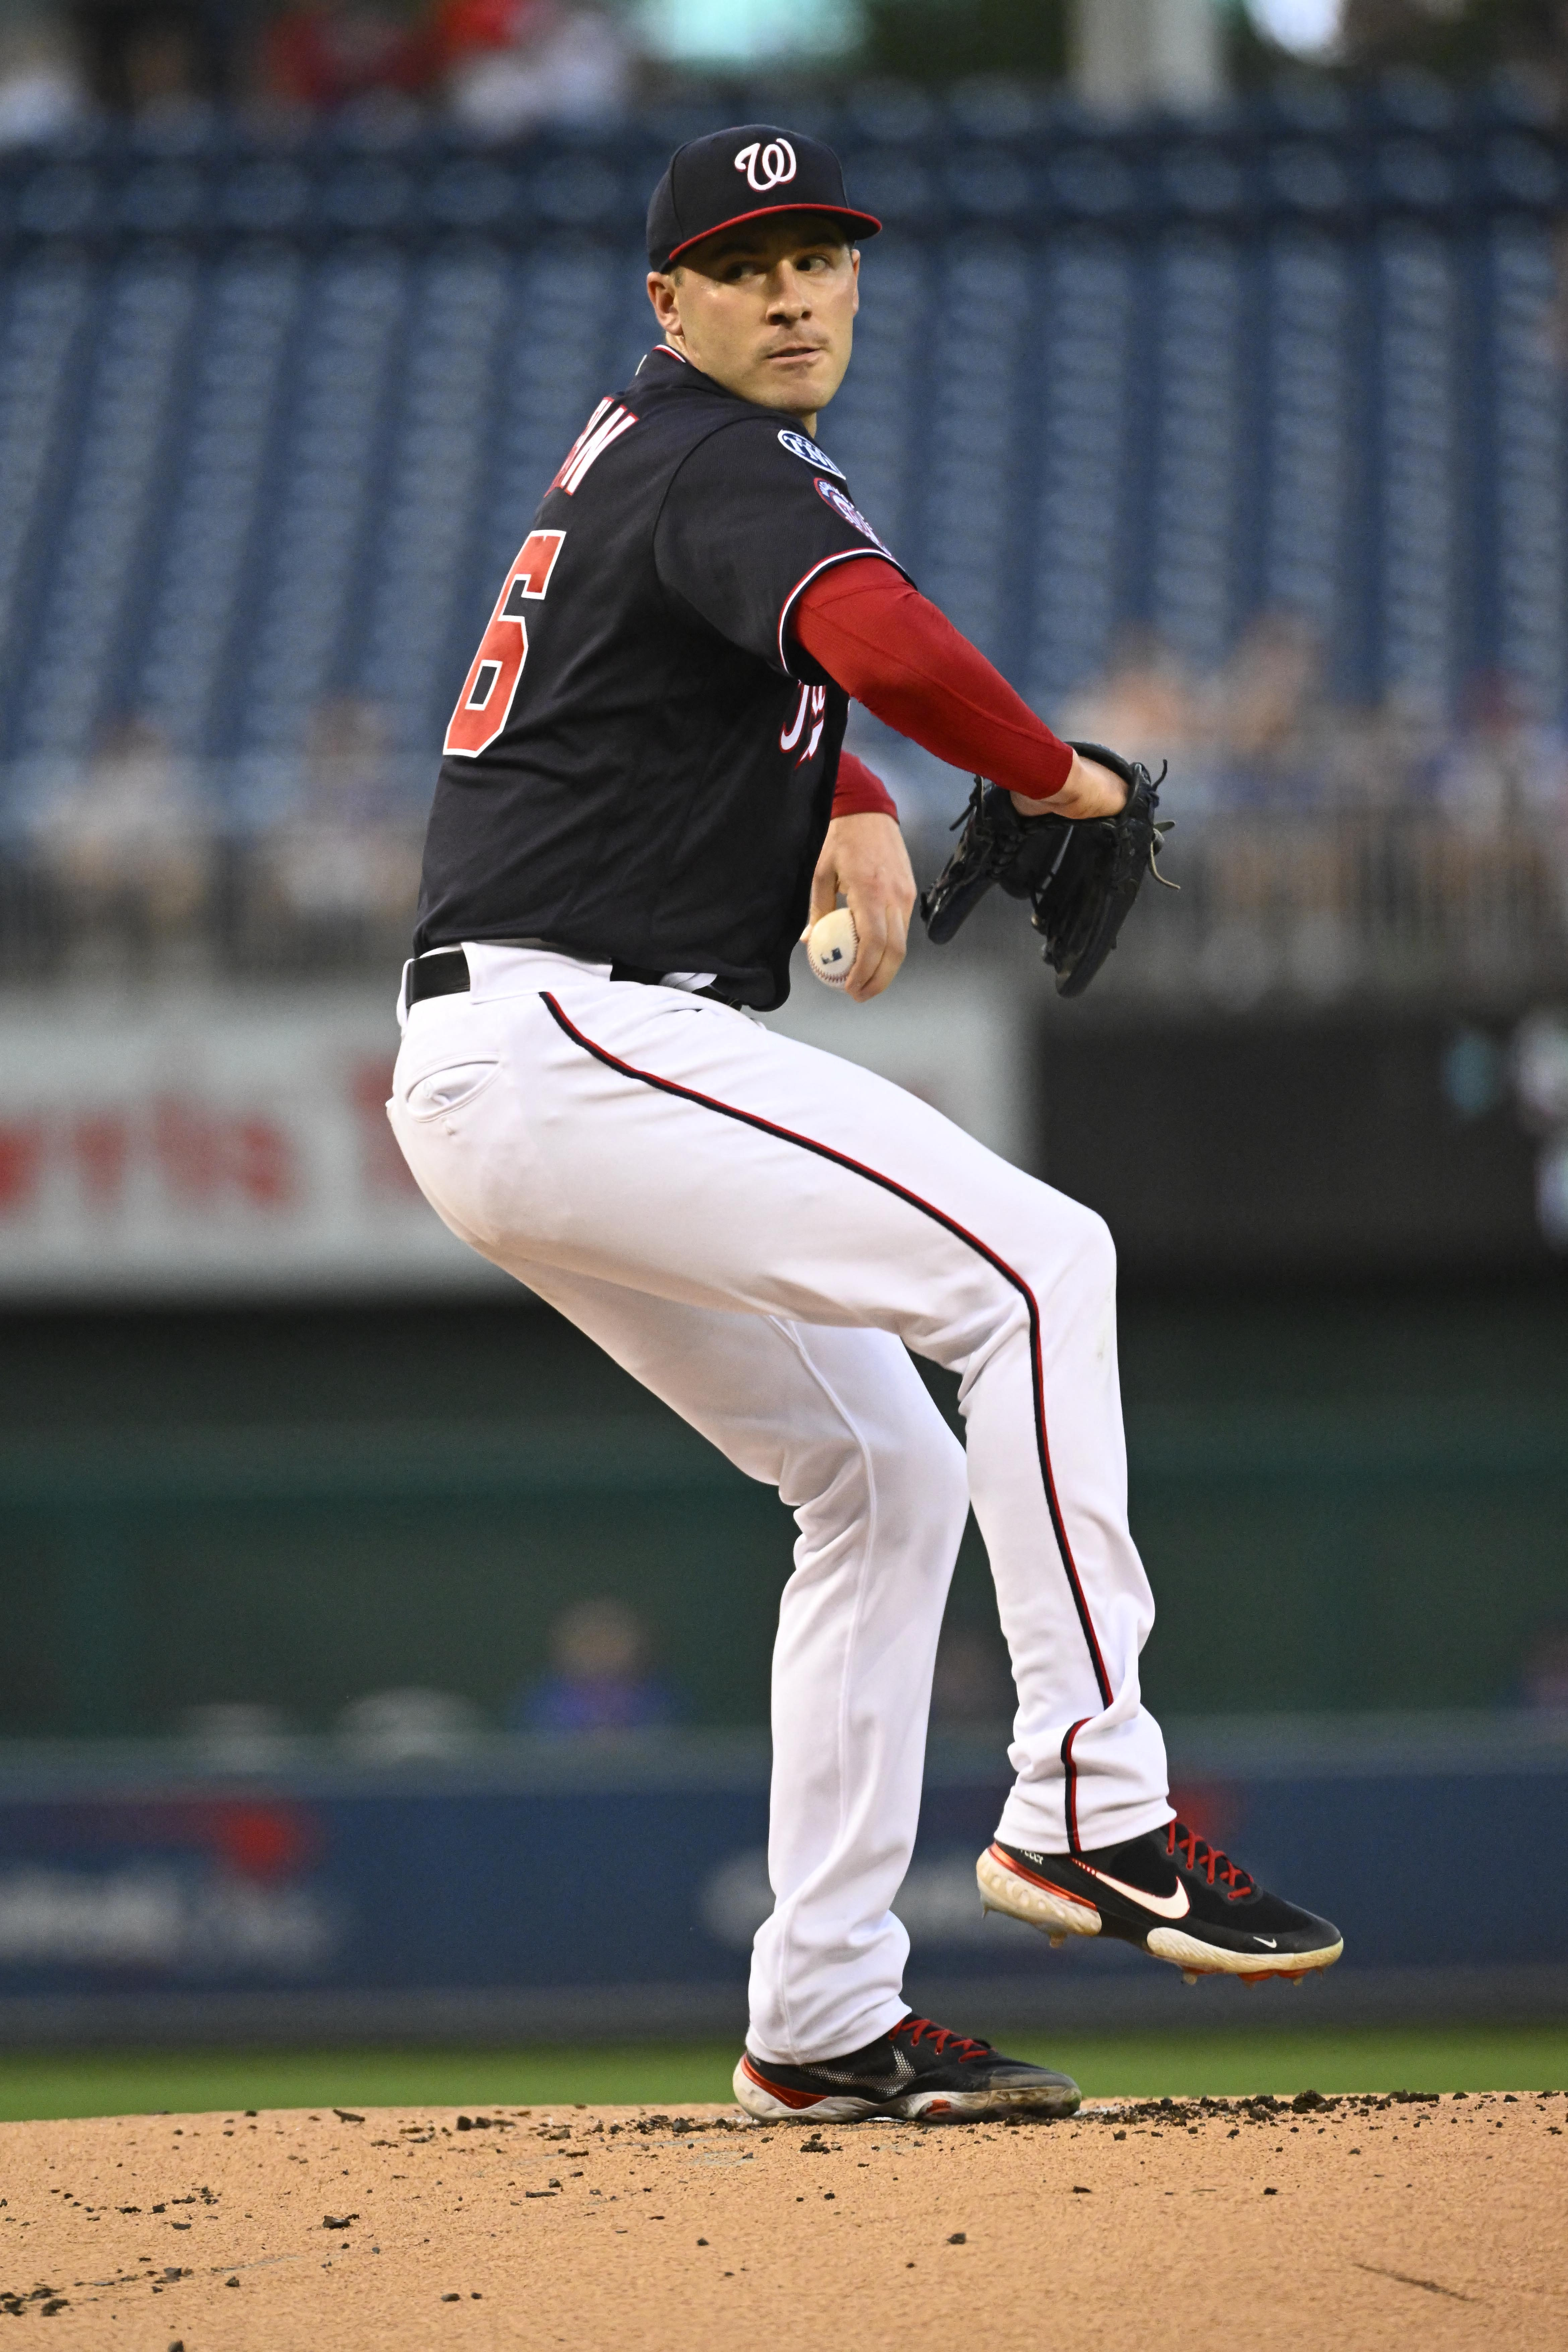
[1168, 1820, 1257, 1901]
[891, 2015, 990, 2061]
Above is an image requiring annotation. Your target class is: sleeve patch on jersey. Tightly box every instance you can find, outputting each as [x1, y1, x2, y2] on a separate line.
[815, 478, 893, 557]
[778, 428, 844, 479]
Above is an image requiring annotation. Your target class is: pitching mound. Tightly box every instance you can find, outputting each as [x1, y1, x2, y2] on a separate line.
[2, 2089, 1561, 2348]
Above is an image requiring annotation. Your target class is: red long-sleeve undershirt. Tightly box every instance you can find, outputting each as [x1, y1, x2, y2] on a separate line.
[831, 750, 898, 821]
[805, 557, 1074, 826]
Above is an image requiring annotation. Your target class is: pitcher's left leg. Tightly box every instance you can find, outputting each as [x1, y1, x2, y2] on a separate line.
[957, 1211, 1343, 1984]
[953, 1195, 1170, 1860]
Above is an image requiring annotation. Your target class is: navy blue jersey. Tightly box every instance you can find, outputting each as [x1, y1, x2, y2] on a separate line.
[414, 345, 905, 1008]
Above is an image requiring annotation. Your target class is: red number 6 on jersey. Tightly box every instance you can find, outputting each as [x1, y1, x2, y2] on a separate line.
[444, 530, 566, 759]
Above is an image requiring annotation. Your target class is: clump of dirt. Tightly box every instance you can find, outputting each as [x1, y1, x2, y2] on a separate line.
[1, 2089, 1560, 2349]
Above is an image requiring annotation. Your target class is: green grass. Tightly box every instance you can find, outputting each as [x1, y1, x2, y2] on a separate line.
[1033, 2024, 1568, 2099]
[0, 2024, 1562, 2122]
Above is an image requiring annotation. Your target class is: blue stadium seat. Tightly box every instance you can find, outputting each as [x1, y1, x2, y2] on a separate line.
[0, 99, 1561, 786]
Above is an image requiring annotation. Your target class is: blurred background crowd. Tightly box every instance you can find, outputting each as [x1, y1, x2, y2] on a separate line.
[2, 2, 1568, 142]
[0, 0, 634, 139]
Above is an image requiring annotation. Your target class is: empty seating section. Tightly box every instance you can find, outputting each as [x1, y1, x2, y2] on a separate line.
[18, 253, 197, 761]
[0, 95, 1562, 824]
[1261, 234, 1353, 641]
[136, 249, 302, 755]
[1378, 226, 1461, 710]
[1492, 223, 1567, 716]
[916, 241, 1034, 677]
[1152, 235, 1245, 674]
[0, 258, 94, 753]
[1028, 237, 1134, 712]
[240, 248, 408, 756]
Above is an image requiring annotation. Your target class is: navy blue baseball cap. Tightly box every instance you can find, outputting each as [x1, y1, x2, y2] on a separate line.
[647, 123, 881, 272]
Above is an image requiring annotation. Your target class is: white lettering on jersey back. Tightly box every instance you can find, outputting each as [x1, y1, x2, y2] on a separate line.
[551, 399, 639, 497]
[734, 138, 797, 192]
[778, 428, 844, 480]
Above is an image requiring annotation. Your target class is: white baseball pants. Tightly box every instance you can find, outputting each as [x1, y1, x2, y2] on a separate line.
[389, 944, 1172, 2063]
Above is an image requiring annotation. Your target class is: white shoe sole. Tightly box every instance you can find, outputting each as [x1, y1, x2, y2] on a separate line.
[732, 2055, 1079, 2123]
[976, 1844, 1344, 1982]
[976, 1842, 1101, 1941]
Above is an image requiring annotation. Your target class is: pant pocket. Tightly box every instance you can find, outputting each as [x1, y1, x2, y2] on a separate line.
[399, 1059, 502, 1120]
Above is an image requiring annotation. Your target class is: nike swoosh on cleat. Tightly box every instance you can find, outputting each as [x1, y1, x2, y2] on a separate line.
[1079, 1865, 1190, 1919]
[1254, 1936, 1277, 1948]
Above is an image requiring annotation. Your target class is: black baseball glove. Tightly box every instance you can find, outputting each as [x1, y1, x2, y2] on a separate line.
[918, 740, 1174, 997]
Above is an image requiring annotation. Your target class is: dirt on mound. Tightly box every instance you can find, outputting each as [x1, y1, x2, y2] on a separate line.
[0, 2088, 1561, 2348]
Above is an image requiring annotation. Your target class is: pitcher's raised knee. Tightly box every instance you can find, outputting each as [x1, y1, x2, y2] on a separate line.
[998, 1183, 1118, 1311]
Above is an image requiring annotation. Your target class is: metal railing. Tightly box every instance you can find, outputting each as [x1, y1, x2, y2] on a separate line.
[1091, 802, 1568, 1004]
[3, 760, 1567, 1004]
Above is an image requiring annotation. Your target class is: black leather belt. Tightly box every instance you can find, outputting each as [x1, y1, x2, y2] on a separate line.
[406, 948, 473, 1005]
[406, 946, 743, 1010]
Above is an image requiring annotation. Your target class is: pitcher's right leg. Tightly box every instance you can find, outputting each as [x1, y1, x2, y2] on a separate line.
[499, 1259, 971, 2067]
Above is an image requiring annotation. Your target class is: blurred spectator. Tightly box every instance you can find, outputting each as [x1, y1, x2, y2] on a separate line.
[1060, 614, 1332, 800]
[1059, 629, 1207, 776]
[1051, 612, 1564, 832]
[68, 0, 247, 114]
[28, 717, 212, 967]
[436, 0, 629, 136]
[1432, 673, 1568, 835]
[1314, 694, 1444, 811]
[0, 5, 88, 143]
[251, 697, 423, 955]
[1515, 1623, 1568, 1714]
[179, 1701, 297, 1769]
[1340, 1, 1568, 97]
[263, 0, 437, 110]
[510, 1596, 679, 1734]
[928, 1621, 1014, 1730]
[1215, 613, 1326, 771]
[1512, 1006, 1568, 1132]
[337, 1686, 488, 1758]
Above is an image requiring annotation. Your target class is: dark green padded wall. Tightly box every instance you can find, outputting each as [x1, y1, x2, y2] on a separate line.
[0, 1282, 1564, 1736]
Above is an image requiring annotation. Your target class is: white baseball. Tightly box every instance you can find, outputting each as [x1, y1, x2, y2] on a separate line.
[806, 906, 859, 989]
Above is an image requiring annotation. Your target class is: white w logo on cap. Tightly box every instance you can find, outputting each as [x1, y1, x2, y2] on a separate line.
[734, 139, 797, 193]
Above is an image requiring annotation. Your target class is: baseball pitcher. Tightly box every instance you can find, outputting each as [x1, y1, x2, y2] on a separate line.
[390, 124, 1342, 2124]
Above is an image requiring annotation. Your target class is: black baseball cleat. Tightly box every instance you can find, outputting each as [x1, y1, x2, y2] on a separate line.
[977, 1821, 1343, 1984]
[733, 2013, 1081, 2123]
